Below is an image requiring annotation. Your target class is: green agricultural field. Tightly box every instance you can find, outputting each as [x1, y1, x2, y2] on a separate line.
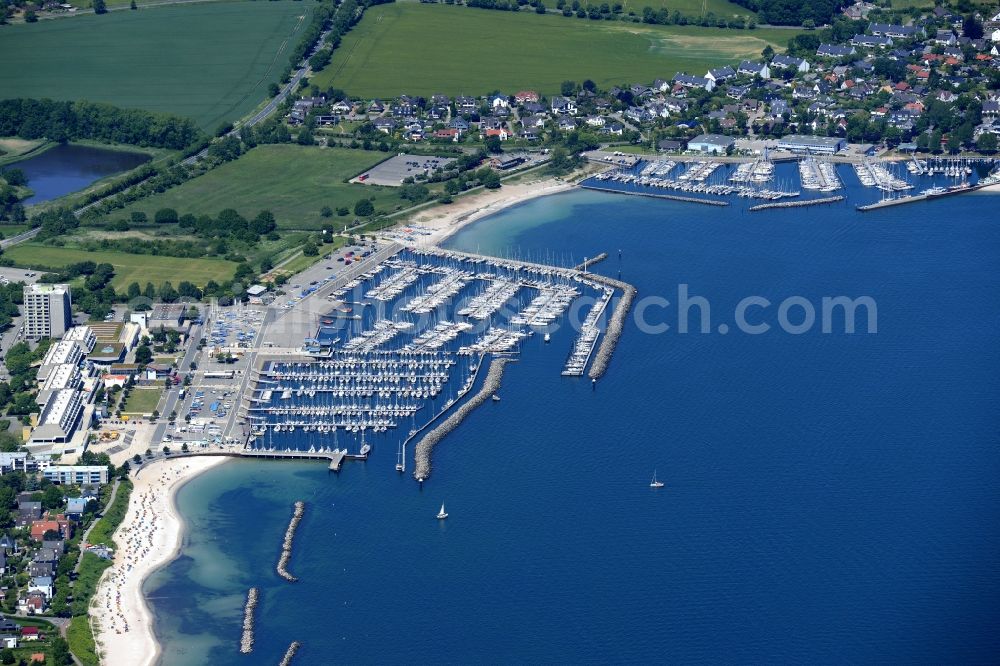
[115, 145, 412, 230]
[312, 4, 799, 97]
[622, 0, 755, 17]
[2, 244, 238, 288]
[0, 2, 311, 130]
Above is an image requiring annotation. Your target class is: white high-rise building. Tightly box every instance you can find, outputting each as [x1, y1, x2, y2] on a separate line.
[23, 284, 72, 340]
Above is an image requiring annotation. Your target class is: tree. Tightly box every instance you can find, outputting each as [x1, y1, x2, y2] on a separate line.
[133, 453, 142, 465]
[976, 132, 998, 154]
[134, 345, 153, 365]
[484, 136, 503, 154]
[302, 241, 319, 256]
[761, 44, 775, 59]
[320, 205, 333, 218]
[154, 208, 178, 224]
[151, 410, 159, 420]
[354, 199, 374, 217]
[24, 9, 38, 22]
[0, 647, 15, 664]
[560, 80, 577, 96]
[268, 83, 280, 97]
[481, 170, 502, 189]
[962, 13, 983, 40]
[93, 0, 107, 13]
[50, 637, 72, 666]
[130, 0, 137, 8]
[163, 446, 171, 455]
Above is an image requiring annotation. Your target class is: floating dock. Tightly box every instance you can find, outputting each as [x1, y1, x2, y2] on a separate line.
[580, 183, 729, 206]
[856, 182, 991, 211]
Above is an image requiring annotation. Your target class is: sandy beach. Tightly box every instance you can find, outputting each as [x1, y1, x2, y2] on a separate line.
[393, 165, 603, 246]
[92, 456, 228, 666]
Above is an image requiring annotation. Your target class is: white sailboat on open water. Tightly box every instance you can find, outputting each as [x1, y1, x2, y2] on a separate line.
[437, 503, 448, 519]
[650, 470, 665, 488]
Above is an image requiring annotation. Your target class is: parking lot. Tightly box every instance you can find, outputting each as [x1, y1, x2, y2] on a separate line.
[353, 154, 456, 187]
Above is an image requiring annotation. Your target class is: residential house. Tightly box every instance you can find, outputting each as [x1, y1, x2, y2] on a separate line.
[657, 138, 687, 152]
[817, 44, 857, 58]
[483, 128, 509, 141]
[737, 60, 770, 78]
[490, 95, 510, 110]
[584, 116, 606, 128]
[705, 66, 736, 83]
[852, 34, 893, 48]
[673, 73, 715, 91]
[557, 116, 577, 131]
[550, 96, 578, 115]
[771, 54, 810, 74]
[28, 577, 53, 599]
[868, 23, 923, 39]
[18, 591, 46, 614]
[514, 91, 540, 103]
[16, 502, 42, 528]
[455, 96, 478, 112]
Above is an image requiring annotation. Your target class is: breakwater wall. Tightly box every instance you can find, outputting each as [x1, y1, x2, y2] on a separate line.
[584, 274, 637, 380]
[580, 183, 729, 207]
[749, 195, 844, 211]
[279, 641, 302, 666]
[240, 587, 259, 654]
[574, 252, 608, 271]
[413, 357, 514, 481]
[276, 501, 305, 582]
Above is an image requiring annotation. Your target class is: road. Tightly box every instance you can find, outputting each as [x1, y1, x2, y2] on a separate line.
[150, 323, 202, 446]
[0, 227, 40, 249]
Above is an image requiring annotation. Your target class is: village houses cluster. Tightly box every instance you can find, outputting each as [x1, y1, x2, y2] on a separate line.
[289, 7, 1000, 155]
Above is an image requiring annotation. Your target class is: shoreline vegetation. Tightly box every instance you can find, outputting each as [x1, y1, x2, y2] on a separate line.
[91, 457, 227, 666]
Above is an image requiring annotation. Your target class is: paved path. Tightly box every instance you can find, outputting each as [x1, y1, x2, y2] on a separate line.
[74, 478, 122, 573]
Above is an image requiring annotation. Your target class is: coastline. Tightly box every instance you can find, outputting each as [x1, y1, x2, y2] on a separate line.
[398, 166, 601, 246]
[92, 456, 229, 666]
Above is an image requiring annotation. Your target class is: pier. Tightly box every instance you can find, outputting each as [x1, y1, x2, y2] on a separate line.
[856, 181, 992, 211]
[749, 195, 844, 212]
[580, 183, 729, 207]
[240, 587, 259, 654]
[279, 641, 302, 666]
[276, 501, 305, 582]
[574, 252, 608, 272]
[413, 357, 514, 481]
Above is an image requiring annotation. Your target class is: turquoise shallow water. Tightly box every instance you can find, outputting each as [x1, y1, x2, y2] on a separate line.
[148, 172, 1000, 664]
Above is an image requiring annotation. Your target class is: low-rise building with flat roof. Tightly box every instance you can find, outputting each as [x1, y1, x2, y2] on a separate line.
[36, 364, 82, 406]
[687, 133, 736, 153]
[776, 134, 847, 154]
[42, 465, 108, 485]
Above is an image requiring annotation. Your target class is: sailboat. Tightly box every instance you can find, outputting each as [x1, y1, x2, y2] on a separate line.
[436, 503, 448, 519]
[649, 470, 664, 488]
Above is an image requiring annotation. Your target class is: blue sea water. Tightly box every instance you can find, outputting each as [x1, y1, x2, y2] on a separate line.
[148, 172, 1000, 664]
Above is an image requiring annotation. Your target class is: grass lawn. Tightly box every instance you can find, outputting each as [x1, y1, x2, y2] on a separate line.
[2, 244, 238, 289]
[122, 388, 162, 415]
[115, 145, 410, 230]
[0, 2, 311, 130]
[312, 4, 801, 97]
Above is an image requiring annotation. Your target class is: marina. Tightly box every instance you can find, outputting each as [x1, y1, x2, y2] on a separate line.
[242, 244, 635, 477]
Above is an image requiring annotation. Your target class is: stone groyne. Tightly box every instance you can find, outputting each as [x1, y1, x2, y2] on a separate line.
[276, 501, 305, 582]
[583, 274, 637, 380]
[413, 357, 513, 481]
[749, 195, 844, 211]
[278, 641, 302, 666]
[240, 587, 259, 654]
